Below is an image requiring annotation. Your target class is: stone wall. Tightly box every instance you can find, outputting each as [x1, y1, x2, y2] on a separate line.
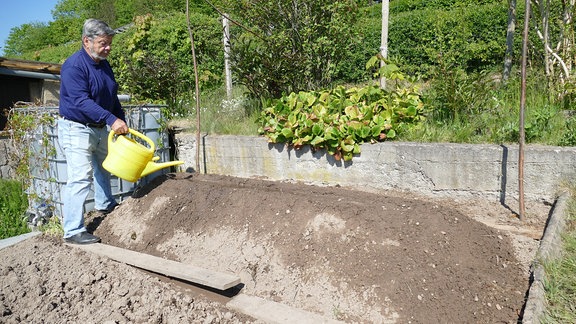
[0, 135, 16, 179]
[174, 133, 576, 206]
[5, 130, 576, 208]
[42, 80, 60, 107]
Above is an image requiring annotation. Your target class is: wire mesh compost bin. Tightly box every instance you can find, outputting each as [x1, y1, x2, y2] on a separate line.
[20, 105, 176, 224]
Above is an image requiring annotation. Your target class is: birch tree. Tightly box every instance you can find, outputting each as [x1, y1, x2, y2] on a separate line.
[530, 0, 574, 83]
[503, 0, 517, 83]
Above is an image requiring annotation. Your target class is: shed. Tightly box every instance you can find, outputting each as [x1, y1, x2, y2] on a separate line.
[0, 57, 61, 130]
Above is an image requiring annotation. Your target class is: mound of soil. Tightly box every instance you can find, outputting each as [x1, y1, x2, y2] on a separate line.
[1, 173, 548, 323]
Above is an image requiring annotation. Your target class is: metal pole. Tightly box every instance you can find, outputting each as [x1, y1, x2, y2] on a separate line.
[518, 0, 530, 221]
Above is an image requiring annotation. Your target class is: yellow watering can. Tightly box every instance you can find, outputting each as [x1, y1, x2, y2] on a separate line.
[102, 128, 184, 182]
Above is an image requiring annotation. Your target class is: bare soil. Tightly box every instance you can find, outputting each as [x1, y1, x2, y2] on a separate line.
[1, 173, 550, 323]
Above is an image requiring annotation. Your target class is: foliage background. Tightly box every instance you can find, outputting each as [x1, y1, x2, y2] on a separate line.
[4, 0, 576, 147]
[4, 0, 518, 92]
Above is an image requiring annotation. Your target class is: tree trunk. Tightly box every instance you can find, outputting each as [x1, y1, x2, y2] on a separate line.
[561, 0, 575, 72]
[380, 0, 389, 89]
[503, 0, 517, 83]
[541, 0, 551, 76]
[223, 14, 232, 99]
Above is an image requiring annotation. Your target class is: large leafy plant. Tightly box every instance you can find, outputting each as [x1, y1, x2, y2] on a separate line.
[258, 56, 425, 161]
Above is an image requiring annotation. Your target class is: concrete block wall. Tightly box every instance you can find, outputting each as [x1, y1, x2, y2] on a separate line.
[0, 135, 16, 179]
[175, 133, 576, 205]
[3, 130, 575, 207]
[42, 80, 60, 106]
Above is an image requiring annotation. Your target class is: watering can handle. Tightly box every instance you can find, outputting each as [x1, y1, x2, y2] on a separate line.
[108, 128, 156, 152]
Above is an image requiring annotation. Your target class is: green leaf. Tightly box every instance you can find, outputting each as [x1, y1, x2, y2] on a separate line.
[341, 141, 355, 153]
[370, 125, 382, 137]
[343, 151, 354, 161]
[344, 105, 361, 119]
[301, 135, 313, 143]
[288, 113, 298, 126]
[306, 93, 317, 107]
[358, 125, 371, 139]
[281, 128, 294, 140]
[348, 121, 363, 130]
[312, 123, 323, 136]
[366, 55, 379, 70]
[379, 63, 400, 78]
[406, 106, 417, 116]
[268, 133, 279, 143]
[310, 136, 325, 146]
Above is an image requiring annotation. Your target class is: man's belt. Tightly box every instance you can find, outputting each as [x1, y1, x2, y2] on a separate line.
[85, 122, 106, 128]
[61, 116, 106, 128]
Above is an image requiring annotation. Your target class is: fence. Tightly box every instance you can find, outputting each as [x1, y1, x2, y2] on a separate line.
[21, 105, 172, 223]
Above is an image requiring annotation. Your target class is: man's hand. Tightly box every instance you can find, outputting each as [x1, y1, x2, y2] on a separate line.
[111, 118, 129, 134]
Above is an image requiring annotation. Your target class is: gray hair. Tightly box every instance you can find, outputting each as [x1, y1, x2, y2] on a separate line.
[82, 19, 115, 39]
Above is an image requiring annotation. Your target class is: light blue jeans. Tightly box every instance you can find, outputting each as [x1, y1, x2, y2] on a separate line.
[57, 119, 117, 238]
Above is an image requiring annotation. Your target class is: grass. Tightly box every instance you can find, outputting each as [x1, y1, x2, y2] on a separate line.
[541, 189, 576, 323]
[168, 86, 261, 136]
[169, 71, 576, 149]
[398, 71, 576, 146]
[0, 178, 30, 239]
[0, 178, 63, 240]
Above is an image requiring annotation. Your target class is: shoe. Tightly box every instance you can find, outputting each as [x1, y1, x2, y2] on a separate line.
[64, 232, 101, 245]
[96, 203, 119, 215]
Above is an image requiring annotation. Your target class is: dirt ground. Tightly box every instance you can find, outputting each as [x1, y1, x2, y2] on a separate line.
[1, 172, 550, 323]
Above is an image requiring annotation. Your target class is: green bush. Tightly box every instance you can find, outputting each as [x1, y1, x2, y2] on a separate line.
[258, 58, 424, 161]
[0, 179, 30, 239]
[335, 6, 381, 84]
[228, 0, 360, 99]
[17, 41, 80, 64]
[389, 2, 508, 76]
[391, 0, 498, 12]
[110, 12, 223, 114]
[400, 68, 576, 146]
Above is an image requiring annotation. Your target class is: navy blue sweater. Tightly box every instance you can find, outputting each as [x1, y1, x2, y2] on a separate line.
[59, 48, 125, 125]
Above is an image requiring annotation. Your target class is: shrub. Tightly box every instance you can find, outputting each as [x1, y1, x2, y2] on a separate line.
[258, 57, 424, 161]
[334, 5, 381, 84]
[389, 2, 508, 76]
[391, 0, 498, 12]
[228, 0, 360, 99]
[110, 12, 223, 115]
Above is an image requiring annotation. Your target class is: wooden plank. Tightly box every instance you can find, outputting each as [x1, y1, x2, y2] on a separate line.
[227, 294, 345, 324]
[0, 57, 61, 74]
[69, 243, 241, 290]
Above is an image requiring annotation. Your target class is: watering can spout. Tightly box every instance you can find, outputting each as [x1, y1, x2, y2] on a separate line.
[141, 158, 184, 177]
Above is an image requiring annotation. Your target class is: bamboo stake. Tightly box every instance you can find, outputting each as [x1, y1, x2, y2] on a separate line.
[518, 0, 531, 221]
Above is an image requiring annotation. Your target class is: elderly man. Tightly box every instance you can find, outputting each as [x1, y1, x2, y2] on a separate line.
[58, 18, 129, 244]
